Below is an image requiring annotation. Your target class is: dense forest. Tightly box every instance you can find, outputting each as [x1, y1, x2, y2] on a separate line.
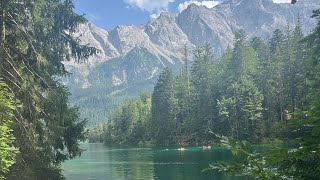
[89, 18, 308, 145]
[89, 10, 320, 178]
[0, 0, 96, 179]
[0, 0, 319, 179]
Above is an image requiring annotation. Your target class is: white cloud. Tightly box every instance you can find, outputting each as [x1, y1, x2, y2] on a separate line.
[272, 0, 291, 3]
[178, 1, 220, 13]
[150, 14, 158, 18]
[85, 12, 101, 21]
[124, 0, 175, 13]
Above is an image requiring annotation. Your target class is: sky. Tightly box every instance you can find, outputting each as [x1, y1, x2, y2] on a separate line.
[74, 0, 292, 30]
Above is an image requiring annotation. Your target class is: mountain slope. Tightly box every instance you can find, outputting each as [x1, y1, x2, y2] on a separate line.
[64, 0, 319, 126]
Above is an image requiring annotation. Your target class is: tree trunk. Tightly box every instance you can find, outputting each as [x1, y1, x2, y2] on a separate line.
[0, 9, 5, 75]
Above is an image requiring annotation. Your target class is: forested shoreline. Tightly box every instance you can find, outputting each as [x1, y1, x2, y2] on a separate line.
[89, 9, 320, 179]
[1, 0, 320, 179]
[89, 18, 308, 145]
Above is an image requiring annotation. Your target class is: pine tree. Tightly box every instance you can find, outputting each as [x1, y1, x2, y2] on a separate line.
[0, 1, 96, 178]
[0, 81, 18, 179]
[190, 44, 214, 144]
[210, 10, 320, 179]
[209, 47, 233, 137]
[292, 9, 320, 178]
[151, 68, 178, 145]
[290, 17, 309, 114]
[175, 73, 191, 144]
[221, 30, 264, 142]
[267, 29, 286, 125]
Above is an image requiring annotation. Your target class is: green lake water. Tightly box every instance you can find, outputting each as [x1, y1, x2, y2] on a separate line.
[62, 143, 243, 180]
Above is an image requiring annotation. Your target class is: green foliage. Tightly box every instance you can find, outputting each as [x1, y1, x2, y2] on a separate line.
[43, 84, 88, 163]
[189, 44, 215, 143]
[207, 9, 320, 180]
[218, 31, 264, 142]
[0, 81, 18, 179]
[0, 0, 96, 179]
[206, 136, 286, 180]
[223, 77, 264, 143]
[92, 21, 309, 147]
[151, 68, 179, 145]
[95, 93, 152, 145]
[88, 14, 320, 180]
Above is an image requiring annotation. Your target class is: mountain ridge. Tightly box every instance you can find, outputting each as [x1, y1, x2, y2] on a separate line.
[64, 0, 319, 125]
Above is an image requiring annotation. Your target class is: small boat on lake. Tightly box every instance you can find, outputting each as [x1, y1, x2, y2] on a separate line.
[202, 145, 212, 149]
[178, 147, 185, 151]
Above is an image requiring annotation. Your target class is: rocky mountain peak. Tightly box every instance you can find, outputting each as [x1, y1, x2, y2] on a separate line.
[66, 0, 320, 124]
[108, 25, 149, 54]
[158, 11, 176, 21]
[146, 11, 190, 52]
[181, 2, 212, 19]
[68, 0, 319, 77]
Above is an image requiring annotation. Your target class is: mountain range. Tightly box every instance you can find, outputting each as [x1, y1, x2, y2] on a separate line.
[63, 0, 319, 126]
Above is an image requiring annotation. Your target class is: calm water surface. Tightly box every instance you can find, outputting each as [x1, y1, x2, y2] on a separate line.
[62, 143, 243, 180]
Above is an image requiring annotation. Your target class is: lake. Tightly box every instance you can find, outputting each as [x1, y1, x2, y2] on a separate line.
[62, 143, 243, 180]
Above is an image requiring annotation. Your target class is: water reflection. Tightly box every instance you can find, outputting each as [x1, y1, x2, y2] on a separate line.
[63, 144, 155, 180]
[62, 144, 243, 180]
[106, 146, 155, 180]
[152, 147, 237, 180]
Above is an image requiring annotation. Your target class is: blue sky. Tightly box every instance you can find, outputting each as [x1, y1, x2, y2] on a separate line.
[74, 0, 222, 30]
[74, 0, 290, 30]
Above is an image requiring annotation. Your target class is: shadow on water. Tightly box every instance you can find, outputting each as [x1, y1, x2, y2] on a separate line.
[62, 143, 245, 180]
